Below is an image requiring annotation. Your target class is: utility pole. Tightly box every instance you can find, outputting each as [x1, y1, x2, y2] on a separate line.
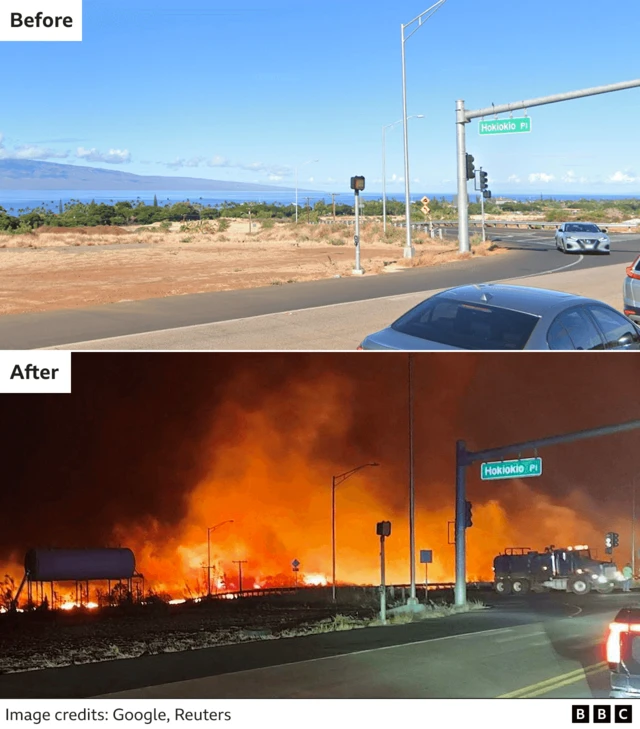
[633, 482, 637, 577]
[408, 354, 417, 605]
[331, 193, 337, 222]
[306, 197, 311, 224]
[233, 560, 247, 593]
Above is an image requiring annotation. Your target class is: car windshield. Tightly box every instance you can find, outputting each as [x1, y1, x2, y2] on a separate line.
[391, 296, 540, 350]
[565, 224, 601, 233]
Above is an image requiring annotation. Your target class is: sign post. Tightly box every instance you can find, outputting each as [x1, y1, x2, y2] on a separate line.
[376, 521, 391, 624]
[351, 176, 365, 275]
[420, 549, 433, 597]
[292, 559, 300, 587]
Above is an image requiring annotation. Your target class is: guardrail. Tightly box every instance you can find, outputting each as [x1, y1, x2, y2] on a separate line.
[208, 582, 493, 601]
[318, 218, 637, 231]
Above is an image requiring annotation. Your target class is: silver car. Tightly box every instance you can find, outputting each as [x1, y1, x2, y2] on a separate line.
[555, 222, 610, 254]
[623, 253, 640, 324]
[359, 284, 640, 351]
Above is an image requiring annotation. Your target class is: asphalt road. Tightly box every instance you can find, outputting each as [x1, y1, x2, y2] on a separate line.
[3, 229, 639, 349]
[0, 591, 635, 699]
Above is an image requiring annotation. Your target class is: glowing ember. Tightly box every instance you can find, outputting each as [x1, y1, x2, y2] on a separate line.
[303, 573, 328, 586]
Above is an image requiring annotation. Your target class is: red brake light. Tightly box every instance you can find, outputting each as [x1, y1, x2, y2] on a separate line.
[606, 621, 640, 664]
[626, 256, 640, 280]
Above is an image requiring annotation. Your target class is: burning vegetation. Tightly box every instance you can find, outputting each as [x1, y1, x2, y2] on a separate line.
[0, 353, 637, 609]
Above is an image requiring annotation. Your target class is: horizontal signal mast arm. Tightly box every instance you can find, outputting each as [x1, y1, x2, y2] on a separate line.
[461, 418, 640, 466]
[464, 78, 640, 122]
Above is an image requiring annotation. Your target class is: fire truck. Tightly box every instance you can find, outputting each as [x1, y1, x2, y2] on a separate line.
[493, 545, 622, 596]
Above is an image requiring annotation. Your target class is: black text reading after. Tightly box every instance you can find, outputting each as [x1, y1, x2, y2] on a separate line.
[10, 365, 59, 380]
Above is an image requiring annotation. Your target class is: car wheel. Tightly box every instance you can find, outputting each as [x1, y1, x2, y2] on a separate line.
[511, 578, 530, 595]
[494, 579, 511, 596]
[569, 577, 591, 595]
[597, 583, 614, 595]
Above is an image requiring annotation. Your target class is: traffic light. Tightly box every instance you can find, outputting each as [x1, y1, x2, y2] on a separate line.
[376, 521, 391, 537]
[465, 154, 475, 181]
[605, 532, 614, 555]
[464, 500, 473, 528]
[613, 532, 620, 548]
[483, 190, 492, 199]
[350, 176, 365, 191]
[479, 170, 489, 191]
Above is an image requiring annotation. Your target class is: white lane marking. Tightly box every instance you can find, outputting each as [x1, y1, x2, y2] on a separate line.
[565, 604, 583, 618]
[495, 630, 546, 643]
[453, 627, 513, 639]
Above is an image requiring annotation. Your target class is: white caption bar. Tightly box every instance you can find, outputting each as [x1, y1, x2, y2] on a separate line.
[0, 699, 635, 727]
[0, 351, 71, 393]
[0, 1, 82, 41]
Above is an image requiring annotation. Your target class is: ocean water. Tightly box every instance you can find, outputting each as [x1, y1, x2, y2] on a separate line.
[0, 189, 637, 212]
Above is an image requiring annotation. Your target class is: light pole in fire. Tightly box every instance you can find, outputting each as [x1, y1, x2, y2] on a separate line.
[332, 462, 380, 602]
[207, 520, 234, 596]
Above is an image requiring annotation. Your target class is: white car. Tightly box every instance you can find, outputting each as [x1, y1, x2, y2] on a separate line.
[555, 222, 610, 254]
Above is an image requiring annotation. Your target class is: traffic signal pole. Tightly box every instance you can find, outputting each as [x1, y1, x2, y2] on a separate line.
[454, 417, 640, 607]
[456, 78, 640, 254]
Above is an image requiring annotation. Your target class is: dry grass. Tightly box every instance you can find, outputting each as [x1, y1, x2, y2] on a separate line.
[0, 220, 507, 315]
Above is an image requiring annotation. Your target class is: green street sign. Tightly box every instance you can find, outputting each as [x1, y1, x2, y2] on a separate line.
[481, 457, 542, 480]
[479, 118, 532, 135]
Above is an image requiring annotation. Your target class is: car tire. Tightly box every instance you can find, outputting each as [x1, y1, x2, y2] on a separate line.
[569, 577, 591, 595]
[597, 583, 615, 595]
[511, 578, 530, 595]
[495, 579, 511, 596]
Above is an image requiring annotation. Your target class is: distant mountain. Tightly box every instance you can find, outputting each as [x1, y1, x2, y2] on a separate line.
[0, 159, 299, 192]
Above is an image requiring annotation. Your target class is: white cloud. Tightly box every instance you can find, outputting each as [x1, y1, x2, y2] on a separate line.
[326, 177, 337, 184]
[76, 147, 131, 164]
[268, 174, 283, 181]
[7, 145, 68, 160]
[608, 170, 637, 184]
[528, 172, 555, 183]
[165, 156, 206, 169]
[508, 174, 521, 184]
[0, 133, 69, 161]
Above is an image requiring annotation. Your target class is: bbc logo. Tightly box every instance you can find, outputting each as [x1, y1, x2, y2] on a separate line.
[572, 705, 632, 724]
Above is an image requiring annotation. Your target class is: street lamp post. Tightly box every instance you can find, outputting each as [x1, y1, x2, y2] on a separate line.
[400, 1, 450, 258]
[332, 462, 380, 602]
[407, 354, 418, 606]
[207, 520, 234, 596]
[295, 160, 319, 223]
[383, 115, 424, 234]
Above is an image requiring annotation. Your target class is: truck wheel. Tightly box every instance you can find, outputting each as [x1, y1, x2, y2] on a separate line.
[569, 577, 591, 595]
[511, 578, 530, 595]
[597, 583, 615, 595]
[495, 579, 511, 596]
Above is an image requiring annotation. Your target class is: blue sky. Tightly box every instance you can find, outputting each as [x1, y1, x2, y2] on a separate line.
[1, 0, 639, 195]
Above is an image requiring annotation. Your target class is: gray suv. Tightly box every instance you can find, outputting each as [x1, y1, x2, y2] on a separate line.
[555, 222, 610, 254]
[623, 254, 640, 324]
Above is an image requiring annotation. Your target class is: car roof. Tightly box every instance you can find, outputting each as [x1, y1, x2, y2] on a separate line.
[615, 607, 640, 623]
[561, 221, 600, 226]
[434, 284, 598, 317]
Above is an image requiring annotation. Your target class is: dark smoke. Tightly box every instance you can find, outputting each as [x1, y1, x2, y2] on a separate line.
[0, 352, 637, 563]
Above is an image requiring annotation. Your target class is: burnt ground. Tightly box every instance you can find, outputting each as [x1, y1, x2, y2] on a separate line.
[0, 595, 379, 674]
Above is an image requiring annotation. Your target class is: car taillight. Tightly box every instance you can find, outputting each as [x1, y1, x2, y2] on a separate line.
[624, 310, 637, 317]
[356, 346, 364, 351]
[606, 621, 640, 665]
[626, 257, 640, 280]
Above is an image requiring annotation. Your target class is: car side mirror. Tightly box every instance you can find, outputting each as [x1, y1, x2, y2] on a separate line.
[601, 228, 608, 234]
[618, 332, 635, 347]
